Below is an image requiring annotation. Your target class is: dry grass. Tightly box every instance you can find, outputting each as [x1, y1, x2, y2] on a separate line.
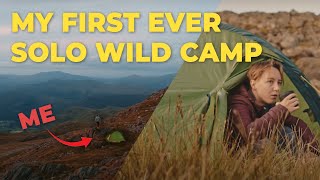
[116, 96, 320, 180]
[117, 136, 320, 180]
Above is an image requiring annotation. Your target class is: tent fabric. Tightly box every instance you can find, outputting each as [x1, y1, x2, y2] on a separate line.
[130, 23, 320, 152]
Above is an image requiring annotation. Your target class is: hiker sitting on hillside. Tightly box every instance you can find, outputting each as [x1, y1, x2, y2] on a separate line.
[227, 60, 319, 154]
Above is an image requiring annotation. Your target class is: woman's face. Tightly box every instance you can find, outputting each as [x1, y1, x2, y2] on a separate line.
[250, 67, 282, 106]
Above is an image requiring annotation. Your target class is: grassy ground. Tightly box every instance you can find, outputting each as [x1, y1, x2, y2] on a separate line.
[117, 135, 320, 180]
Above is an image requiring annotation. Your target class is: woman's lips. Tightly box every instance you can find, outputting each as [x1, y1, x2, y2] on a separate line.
[271, 95, 278, 99]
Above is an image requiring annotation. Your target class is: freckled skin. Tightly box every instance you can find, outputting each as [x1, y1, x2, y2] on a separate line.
[251, 67, 282, 106]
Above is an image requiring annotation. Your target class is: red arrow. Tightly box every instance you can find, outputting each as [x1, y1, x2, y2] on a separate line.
[47, 130, 92, 148]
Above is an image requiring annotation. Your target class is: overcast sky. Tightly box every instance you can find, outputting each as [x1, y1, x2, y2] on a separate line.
[0, 0, 318, 77]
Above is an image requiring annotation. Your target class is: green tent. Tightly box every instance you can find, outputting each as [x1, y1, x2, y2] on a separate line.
[126, 23, 320, 156]
[106, 131, 126, 143]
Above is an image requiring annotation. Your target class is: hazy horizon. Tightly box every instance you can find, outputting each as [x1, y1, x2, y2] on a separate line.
[0, 70, 176, 78]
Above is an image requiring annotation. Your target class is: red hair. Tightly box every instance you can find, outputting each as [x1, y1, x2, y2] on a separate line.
[247, 60, 284, 82]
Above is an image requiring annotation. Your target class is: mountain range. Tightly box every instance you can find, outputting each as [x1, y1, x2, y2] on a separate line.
[0, 71, 175, 131]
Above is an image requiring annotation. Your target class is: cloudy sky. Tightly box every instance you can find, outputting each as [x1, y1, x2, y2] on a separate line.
[0, 0, 318, 77]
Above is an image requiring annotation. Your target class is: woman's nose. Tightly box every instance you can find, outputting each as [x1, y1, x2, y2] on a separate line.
[273, 83, 280, 91]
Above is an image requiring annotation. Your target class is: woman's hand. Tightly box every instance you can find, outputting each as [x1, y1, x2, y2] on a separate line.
[278, 93, 300, 113]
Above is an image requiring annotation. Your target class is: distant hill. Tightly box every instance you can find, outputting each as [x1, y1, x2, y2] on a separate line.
[0, 71, 175, 92]
[0, 71, 92, 92]
[0, 71, 175, 131]
[1, 71, 90, 81]
[105, 74, 175, 91]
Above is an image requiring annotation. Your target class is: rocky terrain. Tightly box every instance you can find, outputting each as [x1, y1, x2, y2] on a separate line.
[219, 10, 320, 93]
[0, 11, 319, 179]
